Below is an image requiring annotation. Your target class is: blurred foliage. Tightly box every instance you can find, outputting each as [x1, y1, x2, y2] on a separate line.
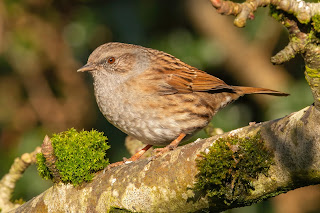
[0, 0, 316, 212]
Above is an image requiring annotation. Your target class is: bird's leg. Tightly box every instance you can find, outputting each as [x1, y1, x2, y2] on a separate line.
[106, 133, 186, 170]
[126, 144, 153, 161]
[106, 144, 153, 169]
[154, 133, 186, 157]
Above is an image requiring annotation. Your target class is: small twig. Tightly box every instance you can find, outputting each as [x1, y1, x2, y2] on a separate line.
[271, 38, 307, 64]
[41, 135, 61, 183]
[271, 18, 309, 64]
[0, 146, 41, 212]
[210, 0, 320, 27]
[210, 0, 268, 27]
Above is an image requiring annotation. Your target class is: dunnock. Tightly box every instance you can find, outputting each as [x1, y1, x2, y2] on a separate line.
[78, 42, 288, 166]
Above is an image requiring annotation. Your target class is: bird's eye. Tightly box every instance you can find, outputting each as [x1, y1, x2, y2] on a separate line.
[107, 57, 115, 64]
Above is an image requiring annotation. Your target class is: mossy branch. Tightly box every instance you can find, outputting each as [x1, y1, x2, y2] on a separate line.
[11, 105, 320, 212]
[304, 45, 320, 108]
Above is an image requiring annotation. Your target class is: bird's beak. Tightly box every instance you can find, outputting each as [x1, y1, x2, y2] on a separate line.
[77, 63, 96, 72]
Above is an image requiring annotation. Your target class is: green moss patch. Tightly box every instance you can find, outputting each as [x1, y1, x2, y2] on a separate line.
[312, 15, 320, 33]
[269, 5, 285, 23]
[36, 153, 53, 180]
[36, 128, 110, 186]
[305, 66, 320, 79]
[194, 134, 274, 206]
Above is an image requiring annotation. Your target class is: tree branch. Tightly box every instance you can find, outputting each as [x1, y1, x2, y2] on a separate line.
[210, 0, 320, 27]
[304, 44, 320, 108]
[11, 106, 320, 212]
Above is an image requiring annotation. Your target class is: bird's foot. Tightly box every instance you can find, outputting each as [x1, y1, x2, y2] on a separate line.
[152, 133, 186, 159]
[103, 144, 153, 173]
[153, 145, 176, 157]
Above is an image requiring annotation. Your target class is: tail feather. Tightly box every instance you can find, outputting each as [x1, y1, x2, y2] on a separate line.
[233, 86, 289, 96]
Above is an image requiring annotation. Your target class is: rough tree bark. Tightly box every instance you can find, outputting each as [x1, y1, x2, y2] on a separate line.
[6, 0, 320, 212]
[10, 106, 320, 213]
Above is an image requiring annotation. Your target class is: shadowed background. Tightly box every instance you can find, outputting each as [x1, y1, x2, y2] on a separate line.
[0, 0, 317, 212]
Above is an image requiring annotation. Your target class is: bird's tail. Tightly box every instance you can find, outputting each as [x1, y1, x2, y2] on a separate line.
[233, 86, 289, 96]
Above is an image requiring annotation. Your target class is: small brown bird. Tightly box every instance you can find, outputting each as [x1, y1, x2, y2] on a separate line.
[78, 42, 288, 166]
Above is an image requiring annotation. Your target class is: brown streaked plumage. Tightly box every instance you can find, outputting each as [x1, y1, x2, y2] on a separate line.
[78, 42, 288, 167]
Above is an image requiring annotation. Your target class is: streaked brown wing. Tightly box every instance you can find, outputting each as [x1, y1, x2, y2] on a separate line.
[162, 68, 233, 94]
